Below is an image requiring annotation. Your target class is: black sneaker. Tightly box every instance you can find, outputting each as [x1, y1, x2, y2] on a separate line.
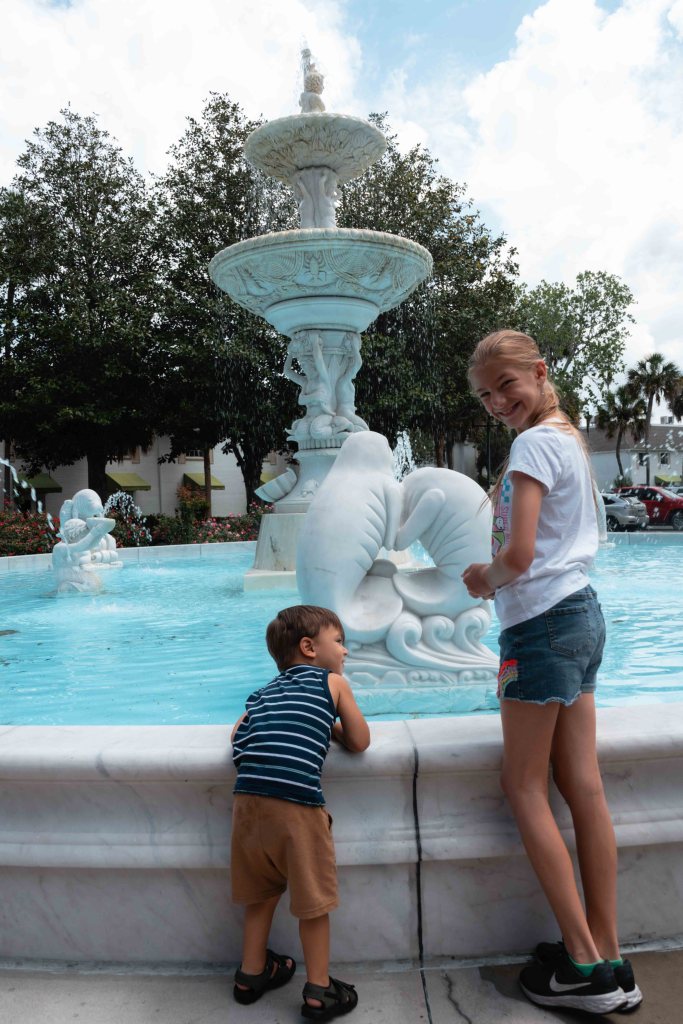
[536, 940, 643, 1012]
[520, 950, 626, 1014]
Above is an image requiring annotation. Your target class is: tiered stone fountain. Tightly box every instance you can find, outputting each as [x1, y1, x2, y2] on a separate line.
[209, 51, 432, 585]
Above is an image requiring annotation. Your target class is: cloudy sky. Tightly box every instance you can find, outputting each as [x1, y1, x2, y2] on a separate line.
[2, 0, 682, 373]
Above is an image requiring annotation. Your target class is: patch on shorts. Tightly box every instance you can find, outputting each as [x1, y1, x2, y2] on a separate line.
[497, 659, 519, 698]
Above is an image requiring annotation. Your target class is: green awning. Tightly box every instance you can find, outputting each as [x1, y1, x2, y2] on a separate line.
[106, 471, 151, 492]
[183, 472, 225, 491]
[655, 473, 682, 484]
[21, 472, 62, 493]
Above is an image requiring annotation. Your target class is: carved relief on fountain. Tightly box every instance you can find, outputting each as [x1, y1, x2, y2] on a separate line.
[243, 114, 387, 190]
[209, 228, 431, 324]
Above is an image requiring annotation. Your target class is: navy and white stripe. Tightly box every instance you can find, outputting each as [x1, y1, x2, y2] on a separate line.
[233, 664, 336, 806]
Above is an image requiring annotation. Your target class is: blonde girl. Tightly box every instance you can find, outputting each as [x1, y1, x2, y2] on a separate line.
[462, 330, 641, 1015]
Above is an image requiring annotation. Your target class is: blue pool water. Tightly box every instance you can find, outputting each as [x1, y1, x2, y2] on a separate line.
[1, 541, 682, 725]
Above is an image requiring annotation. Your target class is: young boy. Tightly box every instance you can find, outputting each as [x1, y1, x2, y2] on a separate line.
[230, 604, 370, 1020]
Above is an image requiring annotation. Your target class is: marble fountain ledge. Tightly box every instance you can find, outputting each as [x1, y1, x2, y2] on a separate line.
[1, 703, 683, 963]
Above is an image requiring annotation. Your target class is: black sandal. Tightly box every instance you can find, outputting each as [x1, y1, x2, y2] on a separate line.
[301, 976, 358, 1021]
[233, 948, 296, 1005]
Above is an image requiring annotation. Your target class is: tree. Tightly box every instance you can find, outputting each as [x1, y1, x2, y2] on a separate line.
[515, 270, 635, 417]
[595, 385, 647, 483]
[337, 115, 518, 465]
[0, 186, 53, 504]
[154, 93, 298, 507]
[0, 109, 160, 496]
[626, 354, 682, 484]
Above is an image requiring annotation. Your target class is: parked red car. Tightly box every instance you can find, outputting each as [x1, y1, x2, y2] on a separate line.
[617, 486, 683, 530]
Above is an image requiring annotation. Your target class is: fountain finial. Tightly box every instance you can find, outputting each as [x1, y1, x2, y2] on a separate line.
[299, 48, 325, 113]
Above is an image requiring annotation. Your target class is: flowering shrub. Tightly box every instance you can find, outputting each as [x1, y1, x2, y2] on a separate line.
[148, 501, 272, 546]
[103, 491, 152, 547]
[0, 504, 57, 556]
[147, 513, 193, 546]
[176, 485, 210, 523]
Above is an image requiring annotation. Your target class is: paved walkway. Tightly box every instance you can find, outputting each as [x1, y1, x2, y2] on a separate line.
[0, 949, 679, 1024]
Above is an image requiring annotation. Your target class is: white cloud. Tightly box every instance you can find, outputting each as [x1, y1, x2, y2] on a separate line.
[0, 0, 361, 181]
[1, 0, 681, 377]
[371, 0, 683, 371]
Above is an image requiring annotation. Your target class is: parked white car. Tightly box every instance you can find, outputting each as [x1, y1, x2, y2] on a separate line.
[601, 493, 649, 531]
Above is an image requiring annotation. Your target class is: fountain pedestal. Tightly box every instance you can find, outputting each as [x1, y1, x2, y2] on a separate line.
[209, 59, 432, 577]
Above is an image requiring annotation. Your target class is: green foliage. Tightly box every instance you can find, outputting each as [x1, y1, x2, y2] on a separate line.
[626, 353, 682, 438]
[514, 270, 635, 415]
[153, 94, 298, 500]
[146, 513, 192, 546]
[595, 384, 647, 480]
[337, 115, 519, 463]
[0, 505, 55, 556]
[103, 491, 152, 547]
[193, 504, 267, 543]
[176, 484, 210, 523]
[0, 109, 161, 495]
[147, 500, 270, 545]
[625, 353, 682, 484]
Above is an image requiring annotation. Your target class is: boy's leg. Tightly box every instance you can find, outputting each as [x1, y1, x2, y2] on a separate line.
[299, 914, 329, 1008]
[550, 694, 620, 961]
[500, 699, 601, 964]
[236, 893, 293, 988]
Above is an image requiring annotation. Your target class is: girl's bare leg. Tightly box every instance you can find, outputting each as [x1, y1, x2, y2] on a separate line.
[500, 699, 601, 964]
[551, 694, 619, 961]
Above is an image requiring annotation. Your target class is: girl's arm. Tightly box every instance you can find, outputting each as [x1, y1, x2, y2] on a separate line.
[462, 471, 544, 597]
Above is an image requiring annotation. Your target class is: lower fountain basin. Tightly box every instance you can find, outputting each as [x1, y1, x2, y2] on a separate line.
[1, 709, 682, 964]
[208, 228, 433, 332]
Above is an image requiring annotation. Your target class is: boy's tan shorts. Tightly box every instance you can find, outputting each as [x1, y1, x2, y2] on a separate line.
[230, 793, 339, 920]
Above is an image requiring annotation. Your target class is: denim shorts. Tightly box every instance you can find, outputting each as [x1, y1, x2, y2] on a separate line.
[497, 585, 606, 706]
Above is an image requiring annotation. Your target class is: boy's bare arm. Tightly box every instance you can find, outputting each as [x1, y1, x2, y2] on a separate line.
[329, 674, 370, 752]
[231, 712, 247, 743]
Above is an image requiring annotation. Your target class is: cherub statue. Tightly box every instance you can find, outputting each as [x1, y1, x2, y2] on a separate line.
[284, 331, 335, 439]
[52, 488, 122, 593]
[299, 48, 325, 113]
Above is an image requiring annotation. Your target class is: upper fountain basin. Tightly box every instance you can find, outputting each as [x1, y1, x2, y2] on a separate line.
[209, 228, 433, 335]
[243, 113, 387, 184]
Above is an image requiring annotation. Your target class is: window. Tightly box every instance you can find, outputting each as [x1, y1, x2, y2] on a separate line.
[180, 449, 213, 463]
[117, 447, 140, 464]
[659, 452, 670, 465]
[637, 453, 648, 466]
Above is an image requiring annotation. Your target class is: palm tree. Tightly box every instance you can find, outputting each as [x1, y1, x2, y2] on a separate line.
[671, 376, 683, 421]
[627, 354, 682, 483]
[596, 385, 647, 483]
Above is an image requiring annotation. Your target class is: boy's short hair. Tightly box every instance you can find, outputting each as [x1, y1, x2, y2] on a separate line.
[266, 605, 344, 671]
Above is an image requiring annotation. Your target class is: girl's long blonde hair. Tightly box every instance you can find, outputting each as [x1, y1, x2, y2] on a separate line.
[468, 330, 592, 509]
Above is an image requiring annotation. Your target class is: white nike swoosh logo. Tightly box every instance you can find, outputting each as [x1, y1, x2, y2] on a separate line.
[549, 974, 594, 992]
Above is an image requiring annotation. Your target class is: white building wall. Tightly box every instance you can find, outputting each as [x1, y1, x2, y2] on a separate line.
[588, 449, 683, 491]
[21, 438, 249, 519]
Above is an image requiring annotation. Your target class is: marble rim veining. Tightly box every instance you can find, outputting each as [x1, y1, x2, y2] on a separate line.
[209, 228, 433, 320]
[243, 112, 387, 184]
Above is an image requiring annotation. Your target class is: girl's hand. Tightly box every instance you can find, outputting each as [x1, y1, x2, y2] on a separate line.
[462, 563, 495, 599]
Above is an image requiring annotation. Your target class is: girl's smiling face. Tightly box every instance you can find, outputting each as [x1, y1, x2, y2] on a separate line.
[470, 359, 547, 431]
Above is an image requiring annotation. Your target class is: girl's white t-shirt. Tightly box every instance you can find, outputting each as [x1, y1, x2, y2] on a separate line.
[492, 423, 598, 631]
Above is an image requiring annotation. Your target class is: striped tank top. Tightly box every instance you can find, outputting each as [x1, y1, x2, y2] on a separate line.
[232, 664, 336, 806]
